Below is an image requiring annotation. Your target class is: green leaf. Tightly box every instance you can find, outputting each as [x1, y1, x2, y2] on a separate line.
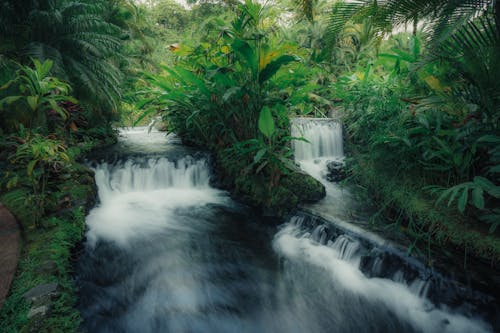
[27, 160, 37, 177]
[258, 106, 275, 138]
[472, 187, 484, 209]
[0, 79, 14, 90]
[0, 95, 22, 109]
[474, 176, 495, 191]
[255, 161, 268, 174]
[253, 148, 266, 164]
[27, 96, 38, 111]
[259, 55, 298, 84]
[476, 135, 500, 143]
[174, 67, 211, 97]
[457, 188, 468, 213]
[223, 87, 241, 102]
[232, 39, 258, 74]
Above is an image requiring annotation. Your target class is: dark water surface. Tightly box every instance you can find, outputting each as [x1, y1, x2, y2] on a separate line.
[77, 127, 492, 333]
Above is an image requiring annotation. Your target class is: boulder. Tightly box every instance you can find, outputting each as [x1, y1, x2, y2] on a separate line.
[23, 283, 59, 306]
[27, 304, 52, 319]
[326, 160, 346, 182]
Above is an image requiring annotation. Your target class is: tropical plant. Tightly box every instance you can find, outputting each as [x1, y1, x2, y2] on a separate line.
[5, 132, 72, 226]
[141, 0, 299, 145]
[0, 0, 124, 114]
[0, 59, 77, 132]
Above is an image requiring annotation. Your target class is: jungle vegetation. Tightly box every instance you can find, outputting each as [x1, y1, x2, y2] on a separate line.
[0, 0, 499, 329]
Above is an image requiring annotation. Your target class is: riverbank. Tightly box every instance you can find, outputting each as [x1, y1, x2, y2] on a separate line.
[346, 150, 500, 265]
[0, 138, 110, 333]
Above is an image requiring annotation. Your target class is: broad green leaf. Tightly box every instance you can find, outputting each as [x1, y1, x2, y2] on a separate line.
[259, 55, 298, 84]
[258, 106, 275, 138]
[445, 187, 459, 206]
[223, 87, 241, 102]
[27, 96, 38, 111]
[390, 48, 415, 62]
[253, 148, 266, 163]
[232, 39, 258, 74]
[0, 95, 22, 109]
[457, 188, 468, 213]
[477, 135, 500, 143]
[474, 176, 495, 192]
[174, 67, 211, 97]
[0, 79, 14, 90]
[472, 187, 484, 209]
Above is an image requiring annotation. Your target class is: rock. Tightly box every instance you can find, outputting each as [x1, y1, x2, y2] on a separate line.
[326, 160, 346, 182]
[27, 304, 51, 319]
[23, 283, 59, 306]
[35, 261, 58, 275]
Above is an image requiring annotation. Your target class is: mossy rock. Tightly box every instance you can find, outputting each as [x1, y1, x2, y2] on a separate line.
[215, 153, 325, 216]
[281, 170, 326, 203]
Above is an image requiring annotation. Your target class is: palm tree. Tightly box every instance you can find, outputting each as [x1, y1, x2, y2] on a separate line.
[0, 0, 124, 115]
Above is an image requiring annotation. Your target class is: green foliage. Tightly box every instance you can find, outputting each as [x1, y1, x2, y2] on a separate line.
[258, 106, 276, 138]
[137, 0, 320, 199]
[0, 206, 89, 333]
[0, 0, 126, 114]
[0, 59, 77, 132]
[141, 0, 299, 146]
[4, 133, 72, 226]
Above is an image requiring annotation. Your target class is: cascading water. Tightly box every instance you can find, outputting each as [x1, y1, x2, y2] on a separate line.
[291, 118, 363, 220]
[291, 118, 344, 181]
[77, 127, 496, 333]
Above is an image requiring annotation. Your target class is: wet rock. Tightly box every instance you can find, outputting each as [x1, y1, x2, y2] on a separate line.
[326, 160, 346, 182]
[27, 304, 52, 319]
[23, 282, 59, 306]
[281, 170, 326, 203]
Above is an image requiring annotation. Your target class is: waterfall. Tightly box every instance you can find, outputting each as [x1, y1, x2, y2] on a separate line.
[291, 118, 344, 161]
[94, 157, 211, 202]
[85, 155, 227, 248]
[273, 213, 494, 333]
[78, 128, 496, 333]
[291, 118, 344, 184]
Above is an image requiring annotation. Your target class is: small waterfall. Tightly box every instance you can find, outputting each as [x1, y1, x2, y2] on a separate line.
[85, 155, 227, 248]
[94, 157, 210, 203]
[273, 212, 495, 333]
[291, 118, 345, 186]
[291, 118, 344, 161]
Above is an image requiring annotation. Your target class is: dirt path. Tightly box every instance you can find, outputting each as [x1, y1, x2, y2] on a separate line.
[0, 203, 20, 309]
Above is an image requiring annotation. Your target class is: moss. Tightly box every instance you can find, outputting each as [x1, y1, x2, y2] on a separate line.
[281, 171, 326, 203]
[215, 150, 325, 216]
[0, 155, 98, 333]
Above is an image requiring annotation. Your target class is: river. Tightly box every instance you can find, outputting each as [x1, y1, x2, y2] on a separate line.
[76, 126, 494, 333]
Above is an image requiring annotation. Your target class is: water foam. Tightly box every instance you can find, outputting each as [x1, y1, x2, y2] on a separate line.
[86, 157, 227, 247]
[273, 222, 492, 333]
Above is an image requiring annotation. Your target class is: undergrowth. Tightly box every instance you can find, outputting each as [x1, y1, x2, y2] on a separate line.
[0, 150, 97, 333]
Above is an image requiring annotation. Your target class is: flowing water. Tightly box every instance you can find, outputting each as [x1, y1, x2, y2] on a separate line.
[291, 118, 361, 221]
[77, 126, 495, 333]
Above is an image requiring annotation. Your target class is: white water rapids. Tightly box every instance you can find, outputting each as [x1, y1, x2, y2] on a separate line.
[77, 127, 494, 333]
